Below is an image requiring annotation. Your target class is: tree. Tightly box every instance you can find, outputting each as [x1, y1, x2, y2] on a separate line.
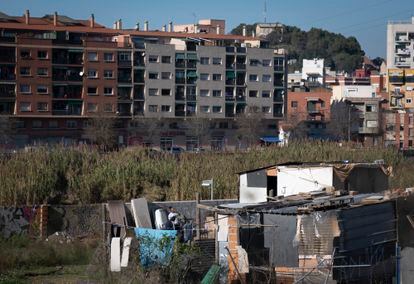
[0, 116, 15, 146]
[328, 100, 360, 141]
[128, 117, 163, 146]
[230, 23, 256, 36]
[84, 115, 117, 150]
[183, 117, 210, 149]
[235, 106, 265, 148]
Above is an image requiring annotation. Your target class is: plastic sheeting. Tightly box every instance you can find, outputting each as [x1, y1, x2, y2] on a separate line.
[134, 228, 177, 268]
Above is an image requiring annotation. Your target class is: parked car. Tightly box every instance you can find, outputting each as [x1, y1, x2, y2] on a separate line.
[166, 146, 185, 155]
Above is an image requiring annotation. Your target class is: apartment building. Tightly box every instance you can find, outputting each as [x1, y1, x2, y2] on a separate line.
[387, 17, 414, 69]
[286, 88, 331, 139]
[0, 11, 287, 149]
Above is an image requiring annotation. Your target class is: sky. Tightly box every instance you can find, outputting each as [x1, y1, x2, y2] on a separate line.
[1, 0, 413, 58]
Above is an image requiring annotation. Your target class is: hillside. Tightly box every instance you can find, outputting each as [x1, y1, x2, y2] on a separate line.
[231, 23, 365, 73]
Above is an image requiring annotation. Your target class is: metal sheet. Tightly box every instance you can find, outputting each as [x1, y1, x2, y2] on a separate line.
[131, 198, 152, 228]
[264, 214, 298, 267]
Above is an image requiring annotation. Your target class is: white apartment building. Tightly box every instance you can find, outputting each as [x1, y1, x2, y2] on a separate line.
[387, 17, 414, 69]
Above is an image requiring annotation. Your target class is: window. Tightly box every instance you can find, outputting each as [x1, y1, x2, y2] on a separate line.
[66, 120, 77, 129]
[161, 56, 171, 63]
[37, 67, 48, 76]
[104, 87, 113, 95]
[262, 106, 271, 113]
[149, 72, 159, 79]
[48, 120, 58, 128]
[212, 74, 222, 81]
[200, 89, 210, 97]
[161, 72, 171, 80]
[20, 84, 31, 94]
[212, 106, 222, 113]
[20, 67, 31, 76]
[20, 50, 31, 59]
[87, 103, 98, 112]
[262, 91, 271, 98]
[212, 57, 222, 65]
[366, 104, 377, 112]
[200, 106, 210, 113]
[161, 105, 171, 112]
[200, 57, 209, 65]
[262, 59, 271, 66]
[249, 74, 258, 81]
[212, 90, 222, 97]
[87, 87, 98, 95]
[161, 89, 171, 96]
[32, 120, 42, 128]
[104, 70, 114, 79]
[291, 101, 298, 107]
[200, 73, 209, 81]
[87, 69, 98, 78]
[37, 85, 48, 94]
[118, 52, 131, 61]
[366, 120, 378, 128]
[148, 55, 159, 63]
[20, 102, 31, 112]
[104, 103, 113, 112]
[148, 88, 158, 96]
[250, 59, 260, 66]
[148, 105, 158, 112]
[160, 137, 173, 150]
[88, 52, 98, 61]
[406, 98, 412, 104]
[37, 102, 48, 112]
[262, 74, 272, 82]
[249, 90, 258, 97]
[104, 53, 114, 62]
[37, 50, 48, 59]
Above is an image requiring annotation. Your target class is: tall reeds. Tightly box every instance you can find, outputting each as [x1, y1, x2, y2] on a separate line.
[0, 141, 407, 206]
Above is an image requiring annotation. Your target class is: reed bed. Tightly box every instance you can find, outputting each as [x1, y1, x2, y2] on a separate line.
[0, 141, 409, 206]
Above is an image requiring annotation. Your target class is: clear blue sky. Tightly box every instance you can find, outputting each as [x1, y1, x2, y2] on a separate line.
[1, 0, 413, 58]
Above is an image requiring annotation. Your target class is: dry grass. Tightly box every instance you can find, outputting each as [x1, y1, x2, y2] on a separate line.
[0, 141, 410, 206]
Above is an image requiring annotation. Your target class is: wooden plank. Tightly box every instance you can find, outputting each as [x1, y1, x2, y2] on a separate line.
[121, 237, 132, 267]
[110, 237, 121, 272]
[131, 198, 152, 228]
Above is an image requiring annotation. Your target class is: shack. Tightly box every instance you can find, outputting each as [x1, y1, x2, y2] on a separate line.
[201, 189, 414, 284]
[238, 162, 391, 203]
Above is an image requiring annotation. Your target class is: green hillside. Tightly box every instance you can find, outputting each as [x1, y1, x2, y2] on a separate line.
[231, 23, 364, 73]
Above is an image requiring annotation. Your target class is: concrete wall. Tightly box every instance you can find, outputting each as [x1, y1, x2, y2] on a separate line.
[277, 166, 333, 196]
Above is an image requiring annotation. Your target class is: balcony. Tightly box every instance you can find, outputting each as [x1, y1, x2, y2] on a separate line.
[0, 85, 15, 98]
[396, 49, 411, 56]
[186, 61, 197, 69]
[389, 76, 404, 84]
[391, 90, 404, 98]
[175, 104, 185, 117]
[52, 67, 82, 82]
[52, 85, 82, 99]
[52, 102, 82, 116]
[118, 60, 132, 67]
[186, 94, 196, 101]
[175, 60, 185, 68]
[0, 101, 14, 114]
[0, 47, 15, 63]
[52, 50, 83, 65]
[0, 67, 15, 81]
[226, 46, 235, 53]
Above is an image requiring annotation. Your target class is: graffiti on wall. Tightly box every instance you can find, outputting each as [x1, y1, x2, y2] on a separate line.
[0, 206, 40, 238]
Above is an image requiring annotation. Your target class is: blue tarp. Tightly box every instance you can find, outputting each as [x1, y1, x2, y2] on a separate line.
[260, 136, 281, 143]
[134, 228, 177, 268]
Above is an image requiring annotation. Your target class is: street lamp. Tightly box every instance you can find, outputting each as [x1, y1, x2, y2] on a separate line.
[201, 179, 214, 200]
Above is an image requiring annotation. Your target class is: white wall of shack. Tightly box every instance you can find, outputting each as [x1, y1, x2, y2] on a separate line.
[239, 174, 267, 203]
[277, 166, 333, 196]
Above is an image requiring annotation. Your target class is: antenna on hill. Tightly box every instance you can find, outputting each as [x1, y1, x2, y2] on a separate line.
[263, 0, 267, 23]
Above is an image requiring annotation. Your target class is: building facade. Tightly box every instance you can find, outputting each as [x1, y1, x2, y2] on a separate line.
[0, 11, 287, 150]
[387, 17, 414, 69]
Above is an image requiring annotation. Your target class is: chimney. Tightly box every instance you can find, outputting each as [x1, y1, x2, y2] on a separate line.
[162, 25, 166, 32]
[118, 19, 122, 30]
[216, 25, 220, 35]
[53, 12, 58, 26]
[24, 10, 30, 25]
[90, 14, 95, 28]
[144, 20, 148, 31]
[242, 25, 246, 37]
[113, 21, 117, 29]
[135, 22, 140, 31]
[168, 21, 173, 32]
